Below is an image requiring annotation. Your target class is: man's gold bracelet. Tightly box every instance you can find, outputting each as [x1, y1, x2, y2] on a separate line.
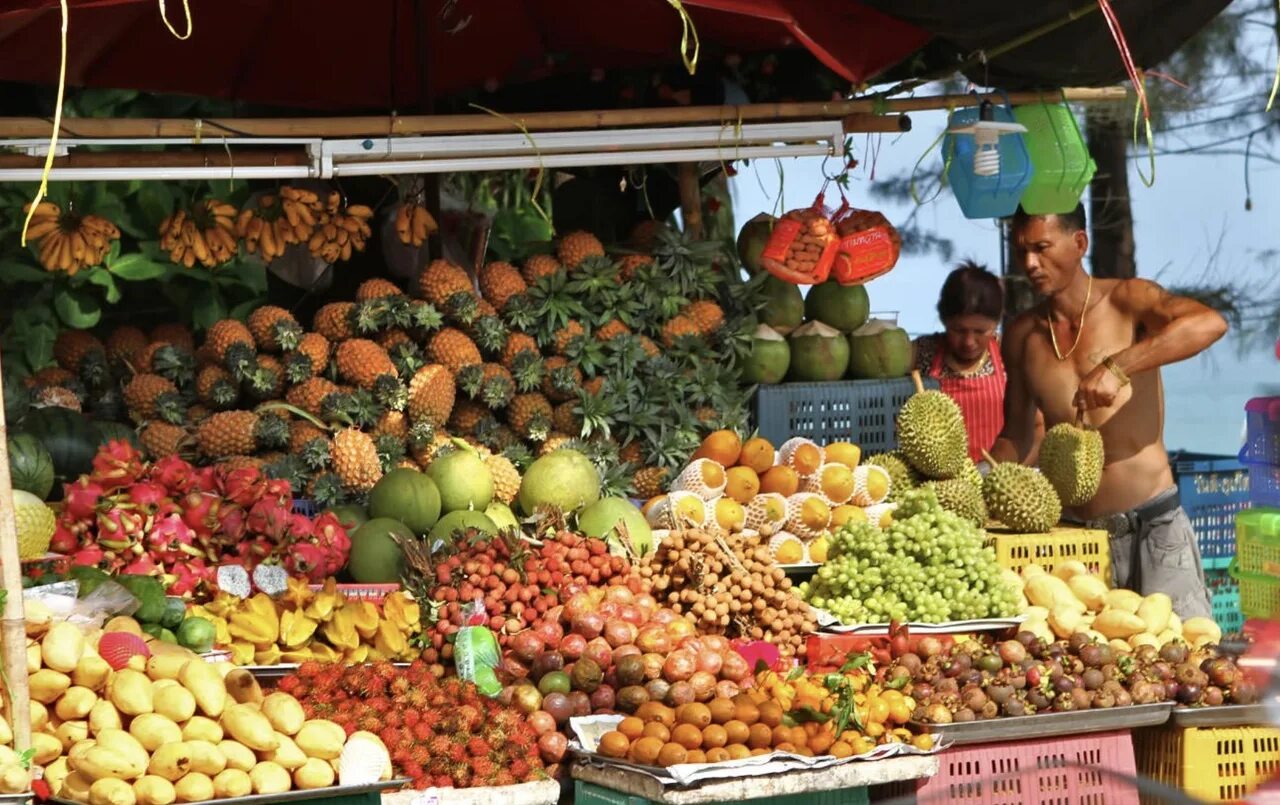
[1102, 356, 1130, 387]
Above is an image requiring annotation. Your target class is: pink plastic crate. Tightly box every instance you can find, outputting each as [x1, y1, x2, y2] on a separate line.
[915, 730, 1139, 805]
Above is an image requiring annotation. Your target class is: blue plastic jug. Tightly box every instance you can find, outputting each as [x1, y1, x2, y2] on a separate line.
[944, 99, 1034, 220]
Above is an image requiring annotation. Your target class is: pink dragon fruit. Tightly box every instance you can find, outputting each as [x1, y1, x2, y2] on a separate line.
[96, 508, 146, 550]
[51, 520, 81, 555]
[216, 564, 252, 599]
[180, 493, 220, 542]
[284, 542, 329, 582]
[263, 477, 293, 506]
[284, 513, 315, 542]
[124, 481, 168, 511]
[215, 505, 247, 544]
[122, 554, 161, 576]
[190, 467, 219, 493]
[146, 514, 199, 563]
[247, 498, 290, 541]
[252, 563, 289, 595]
[168, 558, 213, 598]
[63, 478, 105, 520]
[310, 512, 352, 576]
[221, 467, 266, 508]
[149, 455, 195, 494]
[234, 537, 276, 566]
[91, 440, 146, 491]
[70, 545, 106, 567]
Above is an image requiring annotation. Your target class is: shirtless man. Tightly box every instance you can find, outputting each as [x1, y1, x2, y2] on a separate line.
[988, 204, 1228, 619]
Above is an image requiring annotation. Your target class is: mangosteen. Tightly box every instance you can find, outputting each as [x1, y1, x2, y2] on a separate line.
[924, 703, 953, 724]
[912, 705, 927, 721]
[1014, 631, 1037, 648]
[1027, 689, 1052, 711]
[1018, 657, 1038, 673]
[1134, 644, 1159, 664]
[1068, 633, 1091, 653]
[1082, 669, 1105, 691]
[912, 682, 935, 701]
[1159, 642, 1189, 665]
[1229, 680, 1260, 704]
[1163, 680, 1179, 700]
[945, 653, 973, 678]
[936, 677, 960, 696]
[1002, 698, 1027, 717]
[1114, 689, 1133, 707]
[898, 653, 923, 676]
[1175, 662, 1208, 687]
[1053, 692, 1075, 712]
[981, 700, 1000, 719]
[961, 670, 984, 687]
[1130, 679, 1163, 705]
[1102, 664, 1123, 682]
[1151, 661, 1174, 681]
[1070, 687, 1093, 710]
[1176, 682, 1203, 705]
[988, 684, 1014, 706]
[1009, 674, 1027, 691]
[1054, 676, 1076, 695]
[1029, 638, 1049, 658]
[1204, 686, 1225, 706]
[977, 654, 1004, 674]
[954, 707, 977, 723]
[961, 686, 989, 712]
[1206, 658, 1237, 688]
[1093, 690, 1116, 709]
[615, 655, 645, 687]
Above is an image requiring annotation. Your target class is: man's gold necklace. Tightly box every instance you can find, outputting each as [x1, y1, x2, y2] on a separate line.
[1047, 275, 1093, 361]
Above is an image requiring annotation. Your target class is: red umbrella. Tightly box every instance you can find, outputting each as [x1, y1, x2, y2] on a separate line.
[0, 0, 929, 112]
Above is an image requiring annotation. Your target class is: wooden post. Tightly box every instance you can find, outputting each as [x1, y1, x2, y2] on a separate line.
[0, 354, 31, 754]
[678, 163, 703, 239]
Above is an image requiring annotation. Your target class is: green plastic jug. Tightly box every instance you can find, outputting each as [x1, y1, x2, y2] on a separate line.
[1013, 99, 1097, 215]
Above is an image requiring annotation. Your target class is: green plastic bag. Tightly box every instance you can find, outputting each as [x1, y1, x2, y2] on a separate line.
[453, 600, 501, 697]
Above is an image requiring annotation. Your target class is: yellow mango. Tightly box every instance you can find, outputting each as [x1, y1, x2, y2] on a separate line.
[96, 729, 150, 774]
[1109, 638, 1132, 654]
[147, 744, 193, 783]
[88, 699, 122, 736]
[32, 731, 65, 765]
[1168, 612, 1182, 636]
[173, 772, 214, 803]
[153, 686, 196, 723]
[295, 719, 345, 760]
[1067, 574, 1109, 612]
[73, 654, 113, 692]
[293, 758, 334, 790]
[266, 734, 307, 771]
[78, 746, 143, 782]
[132, 776, 176, 805]
[249, 762, 291, 795]
[57, 687, 99, 721]
[89, 777, 136, 805]
[107, 669, 153, 716]
[1052, 560, 1090, 581]
[262, 693, 305, 736]
[223, 670, 263, 705]
[1025, 574, 1085, 612]
[212, 769, 252, 799]
[1183, 617, 1222, 648]
[43, 621, 87, 673]
[216, 741, 257, 773]
[1104, 589, 1143, 614]
[45, 756, 71, 796]
[178, 660, 226, 719]
[1048, 607, 1084, 638]
[130, 713, 183, 752]
[56, 720, 91, 750]
[68, 739, 98, 770]
[1095, 610, 1147, 640]
[180, 717, 223, 744]
[1021, 563, 1047, 579]
[31, 700, 49, 732]
[30, 668, 72, 703]
[27, 641, 42, 674]
[1137, 594, 1173, 635]
[1129, 633, 1161, 649]
[62, 771, 95, 804]
[145, 656, 188, 682]
[221, 704, 278, 752]
[184, 741, 227, 777]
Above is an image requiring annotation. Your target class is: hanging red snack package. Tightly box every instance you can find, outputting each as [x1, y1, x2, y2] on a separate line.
[759, 193, 839, 285]
[830, 203, 902, 285]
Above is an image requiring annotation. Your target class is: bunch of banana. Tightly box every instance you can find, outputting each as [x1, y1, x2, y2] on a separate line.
[307, 191, 375, 263]
[158, 200, 240, 269]
[190, 577, 421, 665]
[236, 187, 321, 262]
[394, 200, 437, 246]
[24, 201, 121, 275]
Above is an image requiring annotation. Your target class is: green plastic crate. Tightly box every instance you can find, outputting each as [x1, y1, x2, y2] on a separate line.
[574, 780, 869, 805]
[1235, 508, 1280, 578]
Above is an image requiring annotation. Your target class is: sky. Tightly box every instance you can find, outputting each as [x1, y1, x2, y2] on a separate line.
[727, 72, 1278, 457]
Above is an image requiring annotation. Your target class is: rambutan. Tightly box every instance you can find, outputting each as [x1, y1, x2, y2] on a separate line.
[433, 774, 453, 789]
[400, 761, 423, 782]
[428, 735, 452, 757]
[367, 696, 392, 714]
[379, 727, 401, 747]
[469, 757, 495, 780]
[510, 759, 531, 780]
[466, 737, 489, 757]
[403, 709, 421, 728]
[458, 705, 482, 732]
[411, 722, 433, 742]
[494, 770, 517, 786]
[447, 743, 467, 764]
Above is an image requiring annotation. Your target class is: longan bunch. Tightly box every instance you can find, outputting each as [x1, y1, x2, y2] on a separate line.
[637, 528, 817, 658]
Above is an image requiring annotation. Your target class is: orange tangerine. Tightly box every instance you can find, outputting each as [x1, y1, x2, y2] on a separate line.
[629, 736, 663, 765]
[812, 463, 855, 503]
[705, 747, 731, 763]
[642, 721, 671, 743]
[685, 748, 707, 765]
[676, 702, 712, 728]
[671, 723, 703, 750]
[618, 716, 645, 740]
[824, 441, 861, 468]
[700, 459, 726, 490]
[641, 495, 666, 517]
[724, 466, 761, 503]
[693, 430, 742, 466]
[599, 731, 630, 758]
[707, 698, 736, 725]
[657, 742, 688, 767]
[732, 700, 760, 725]
[830, 504, 867, 528]
[830, 740, 854, 758]
[723, 719, 750, 746]
[637, 701, 675, 727]
[759, 466, 799, 496]
[738, 437, 776, 473]
[700, 724, 728, 749]
[756, 700, 783, 728]
[747, 723, 773, 749]
[714, 497, 746, 532]
[782, 440, 823, 476]
[726, 744, 751, 760]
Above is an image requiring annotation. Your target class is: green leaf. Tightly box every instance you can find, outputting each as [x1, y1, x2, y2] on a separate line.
[22, 324, 55, 370]
[84, 267, 121, 304]
[135, 182, 175, 230]
[229, 299, 261, 321]
[838, 652, 873, 674]
[108, 253, 169, 281]
[0, 259, 48, 283]
[54, 287, 102, 328]
[191, 290, 226, 330]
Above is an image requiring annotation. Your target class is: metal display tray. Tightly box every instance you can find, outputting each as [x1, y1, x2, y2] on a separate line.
[52, 780, 408, 805]
[246, 662, 411, 679]
[1171, 703, 1273, 728]
[912, 702, 1173, 745]
[0, 794, 32, 804]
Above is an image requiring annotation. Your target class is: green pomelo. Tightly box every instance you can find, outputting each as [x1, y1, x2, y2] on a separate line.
[367, 468, 441, 534]
[759, 275, 805, 334]
[786, 321, 850, 382]
[518, 449, 601, 516]
[848, 319, 913, 379]
[736, 213, 776, 274]
[325, 504, 369, 532]
[484, 501, 520, 532]
[578, 497, 653, 557]
[347, 517, 413, 583]
[804, 281, 870, 333]
[426, 449, 494, 513]
[741, 324, 790, 385]
[429, 510, 498, 546]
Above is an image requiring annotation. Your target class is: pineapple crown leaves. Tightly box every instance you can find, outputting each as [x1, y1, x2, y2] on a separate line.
[374, 434, 407, 473]
[353, 300, 389, 335]
[264, 454, 309, 490]
[563, 335, 608, 378]
[481, 375, 515, 410]
[253, 412, 291, 451]
[320, 389, 380, 429]
[522, 410, 552, 443]
[408, 300, 445, 333]
[444, 291, 480, 326]
[406, 419, 435, 449]
[509, 351, 545, 393]
[597, 461, 636, 501]
[545, 362, 580, 398]
[470, 315, 510, 355]
[577, 388, 622, 442]
[565, 255, 619, 298]
[600, 334, 648, 380]
[154, 391, 189, 426]
[372, 374, 409, 412]
[526, 273, 588, 343]
[300, 436, 333, 471]
[151, 344, 196, 388]
[223, 343, 261, 383]
[270, 318, 305, 351]
[456, 364, 487, 398]
[500, 292, 538, 333]
[309, 472, 345, 507]
[645, 425, 702, 470]
[388, 341, 426, 378]
[501, 443, 535, 472]
[244, 366, 282, 403]
[282, 351, 316, 385]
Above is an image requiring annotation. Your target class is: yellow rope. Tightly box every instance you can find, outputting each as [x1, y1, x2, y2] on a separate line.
[157, 0, 193, 40]
[1267, 0, 1280, 112]
[1131, 73, 1157, 188]
[666, 0, 700, 75]
[20, 0, 68, 247]
[466, 104, 551, 227]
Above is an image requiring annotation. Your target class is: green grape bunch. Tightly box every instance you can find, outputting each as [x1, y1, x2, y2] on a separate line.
[799, 488, 1021, 624]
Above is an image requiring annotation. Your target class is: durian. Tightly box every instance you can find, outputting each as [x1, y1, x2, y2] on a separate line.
[896, 371, 968, 479]
[982, 451, 1062, 533]
[1037, 422, 1104, 506]
[924, 477, 987, 526]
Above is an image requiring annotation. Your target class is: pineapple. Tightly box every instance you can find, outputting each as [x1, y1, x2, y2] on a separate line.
[660, 315, 700, 347]
[33, 386, 81, 411]
[551, 400, 581, 436]
[417, 259, 479, 323]
[427, 327, 482, 375]
[219, 455, 265, 472]
[406, 364, 456, 428]
[637, 335, 661, 358]
[520, 254, 562, 285]
[551, 320, 586, 355]
[150, 323, 195, 352]
[28, 366, 76, 389]
[139, 421, 190, 459]
[288, 420, 330, 455]
[314, 302, 357, 342]
[541, 356, 582, 402]
[246, 355, 286, 401]
[122, 373, 184, 424]
[556, 230, 605, 269]
[287, 377, 343, 417]
[53, 330, 107, 384]
[373, 410, 409, 441]
[478, 261, 528, 311]
[684, 300, 725, 336]
[485, 453, 521, 505]
[355, 278, 403, 301]
[619, 441, 644, 465]
[539, 432, 573, 455]
[195, 410, 289, 458]
[595, 319, 631, 342]
[618, 253, 654, 281]
[629, 219, 664, 251]
[247, 306, 302, 352]
[458, 362, 515, 410]
[500, 332, 544, 393]
[334, 339, 404, 410]
[284, 332, 331, 384]
[508, 392, 552, 442]
[632, 466, 669, 499]
[449, 398, 492, 437]
[377, 328, 413, 351]
[583, 376, 606, 397]
[332, 428, 382, 492]
[206, 319, 259, 380]
[105, 325, 149, 370]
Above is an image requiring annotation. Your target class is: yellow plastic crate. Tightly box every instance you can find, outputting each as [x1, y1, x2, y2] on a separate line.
[1135, 725, 1280, 803]
[985, 525, 1111, 582]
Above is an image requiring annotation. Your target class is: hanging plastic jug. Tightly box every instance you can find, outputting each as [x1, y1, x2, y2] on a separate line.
[944, 97, 1034, 220]
[1014, 98, 1098, 215]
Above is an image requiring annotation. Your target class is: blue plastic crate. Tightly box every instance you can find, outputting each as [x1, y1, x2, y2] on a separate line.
[752, 377, 939, 454]
[291, 498, 319, 517]
[574, 780, 868, 805]
[1208, 566, 1244, 635]
[1240, 459, 1280, 509]
[1170, 452, 1251, 569]
[1240, 396, 1280, 465]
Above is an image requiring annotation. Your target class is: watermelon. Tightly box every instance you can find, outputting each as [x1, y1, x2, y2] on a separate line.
[21, 406, 99, 482]
[94, 421, 140, 450]
[3, 373, 29, 426]
[8, 433, 55, 500]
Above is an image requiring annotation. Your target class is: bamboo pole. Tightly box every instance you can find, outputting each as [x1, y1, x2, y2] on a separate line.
[0, 150, 311, 169]
[677, 162, 704, 239]
[842, 113, 912, 134]
[0, 87, 1127, 139]
[0, 353, 31, 755]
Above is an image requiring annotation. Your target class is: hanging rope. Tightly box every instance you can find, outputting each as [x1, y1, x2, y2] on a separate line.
[20, 0, 68, 247]
[666, 0, 700, 75]
[157, 0, 193, 40]
[466, 104, 551, 227]
[1267, 0, 1280, 112]
[1096, 0, 1157, 187]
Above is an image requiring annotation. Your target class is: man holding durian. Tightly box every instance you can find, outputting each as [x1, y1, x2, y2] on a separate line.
[988, 204, 1228, 620]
